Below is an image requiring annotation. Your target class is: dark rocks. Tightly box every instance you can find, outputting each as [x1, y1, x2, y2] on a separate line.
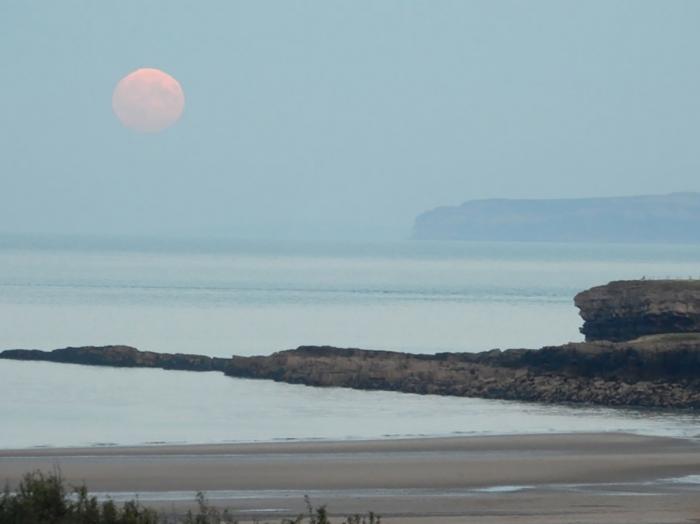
[223, 338, 700, 409]
[575, 280, 700, 341]
[0, 345, 229, 372]
[4, 280, 700, 409]
[3, 340, 700, 409]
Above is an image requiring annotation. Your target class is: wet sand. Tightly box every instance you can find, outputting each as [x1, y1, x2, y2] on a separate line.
[2, 433, 700, 523]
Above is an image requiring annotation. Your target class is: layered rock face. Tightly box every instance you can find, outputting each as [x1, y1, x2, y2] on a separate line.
[575, 280, 700, 342]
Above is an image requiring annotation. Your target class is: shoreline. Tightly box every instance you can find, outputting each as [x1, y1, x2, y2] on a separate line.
[2, 428, 699, 455]
[3, 432, 700, 523]
[6, 333, 700, 409]
[0, 431, 680, 459]
[0, 430, 680, 455]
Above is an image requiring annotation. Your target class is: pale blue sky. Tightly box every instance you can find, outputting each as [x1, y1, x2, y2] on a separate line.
[2, 1, 699, 240]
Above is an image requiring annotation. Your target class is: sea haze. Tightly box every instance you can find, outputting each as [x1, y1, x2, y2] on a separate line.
[2, 237, 700, 448]
[3, 238, 700, 355]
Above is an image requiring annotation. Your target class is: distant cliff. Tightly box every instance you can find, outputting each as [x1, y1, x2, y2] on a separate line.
[413, 193, 700, 243]
[575, 280, 700, 341]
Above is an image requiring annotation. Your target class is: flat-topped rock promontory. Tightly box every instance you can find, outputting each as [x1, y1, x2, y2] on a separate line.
[575, 280, 700, 342]
[3, 279, 700, 409]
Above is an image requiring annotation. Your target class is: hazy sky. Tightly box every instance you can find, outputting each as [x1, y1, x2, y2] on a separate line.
[2, 1, 700, 240]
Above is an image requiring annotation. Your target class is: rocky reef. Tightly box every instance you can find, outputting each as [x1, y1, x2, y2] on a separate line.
[3, 334, 698, 409]
[3, 280, 700, 409]
[225, 336, 700, 408]
[575, 280, 700, 342]
[0, 345, 229, 372]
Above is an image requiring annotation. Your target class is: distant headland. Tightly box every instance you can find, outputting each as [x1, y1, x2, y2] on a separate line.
[3, 280, 700, 409]
[412, 192, 700, 243]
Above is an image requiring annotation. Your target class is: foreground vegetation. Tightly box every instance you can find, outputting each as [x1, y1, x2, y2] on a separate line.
[0, 471, 380, 524]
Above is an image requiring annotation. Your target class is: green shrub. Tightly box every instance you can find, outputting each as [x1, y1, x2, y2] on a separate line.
[0, 470, 158, 524]
[0, 471, 379, 524]
[282, 496, 381, 524]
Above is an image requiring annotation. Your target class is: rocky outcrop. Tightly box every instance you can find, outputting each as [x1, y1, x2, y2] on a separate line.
[3, 280, 700, 409]
[224, 337, 700, 409]
[2, 338, 700, 408]
[0, 345, 229, 372]
[575, 280, 700, 342]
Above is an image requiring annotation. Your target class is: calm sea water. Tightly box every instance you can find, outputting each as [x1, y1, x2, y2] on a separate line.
[2, 238, 700, 448]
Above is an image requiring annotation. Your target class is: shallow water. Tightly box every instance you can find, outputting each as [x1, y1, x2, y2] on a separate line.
[2, 239, 700, 356]
[2, 238, 700, 448]
[86, 477, 700, 505]
[1, 360, 699, 449]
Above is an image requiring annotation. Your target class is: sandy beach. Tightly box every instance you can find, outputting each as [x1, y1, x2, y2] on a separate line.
[2, 432, 700, 523]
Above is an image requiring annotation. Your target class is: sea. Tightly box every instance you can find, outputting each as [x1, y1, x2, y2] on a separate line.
[2, 236, 700, 449]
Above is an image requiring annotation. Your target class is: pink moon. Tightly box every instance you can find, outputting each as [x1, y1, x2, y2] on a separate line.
[112, 68, 185, 133]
